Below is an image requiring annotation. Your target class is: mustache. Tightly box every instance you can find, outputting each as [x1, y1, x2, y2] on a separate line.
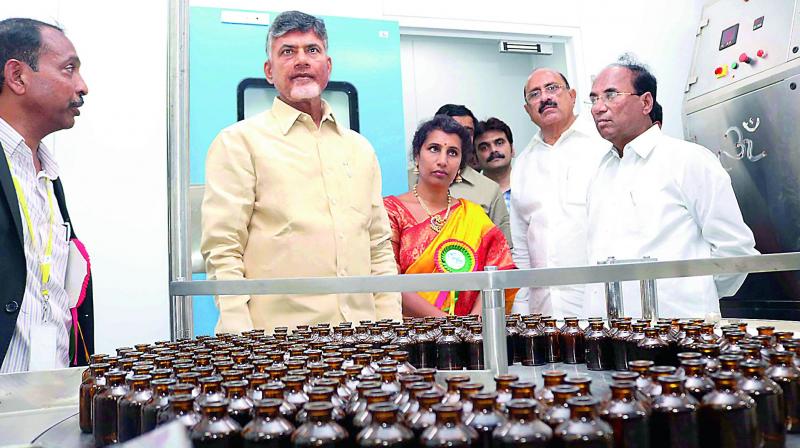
[539, 99, 557, 114]
[69, 96, 84, 108]
[487, 151, 506, 163]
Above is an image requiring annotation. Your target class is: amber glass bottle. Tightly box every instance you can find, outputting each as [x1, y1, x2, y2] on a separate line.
[93, 370, 129, 447]
[560, 318, 585, 364]
[436, 326, 464, 371]
[455, 382, 482, 418]
[626, 323, 646, 364]
[283, 375, 310, 423]
[506, 318, 521, 365]
[392, 327, 419, 368]
[118, 374, 153, 442]
[224, 380, 255, 427]
[191, 398, 243, 448]
[79, 362, 110, 433]
[416, 324, 437, 369]
[681, 359, 714, 402]
[542, 318, 561, 363]
[242, 398, 295, 448]
[510, 381, 537, 404]
[198, 375, 226, 409]
[355, 403, 414, 448]
[541, 385, 579, 430]
[350, 388, 392, 435]
[535, 370, 566, 407]
[494, 374, 519, 412]
[141, 377, 176, 433]
[420, 403, 478, 447]
[464, 391, 506, 448]
[520, 321, 547, 366]
[598, 381, 649, 448]
[564, 375, 592, 397]
[739, 359, 786, 448]
[493, 398, 551, 447]
[698, 372, 761, 448]
[585, 321, 613, 371]
[259, 383, 298, 423]
[408, 390, 445, 440]
[399, 382, 434, 422]
[647, 375, 697, 448]
[465, 325, 485, 370]
[292, 402, 348, 448]
[611, 321, 633, 371]
[637, 327, 669, 366]
[766, 350, 800, 433]
[552, 396, 613, 448]
[444, 374, 471, 404]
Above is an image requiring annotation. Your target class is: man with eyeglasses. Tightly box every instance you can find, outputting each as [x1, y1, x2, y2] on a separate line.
[508, 68, 607, 317]
[585, 58, 757, 319]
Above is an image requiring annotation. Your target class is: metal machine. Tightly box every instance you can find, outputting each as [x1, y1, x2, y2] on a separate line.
[684, 0, 800, 319]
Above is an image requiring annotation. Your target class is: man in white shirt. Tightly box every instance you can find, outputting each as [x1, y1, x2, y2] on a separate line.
[586, 59, 757, 319]
[510, 68, 607, 317]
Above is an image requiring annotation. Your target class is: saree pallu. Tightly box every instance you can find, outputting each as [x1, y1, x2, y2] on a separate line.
[384, 196, 517, 315]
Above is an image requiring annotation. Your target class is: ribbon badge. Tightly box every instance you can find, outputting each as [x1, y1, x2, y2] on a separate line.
[434, 239, 476, 273]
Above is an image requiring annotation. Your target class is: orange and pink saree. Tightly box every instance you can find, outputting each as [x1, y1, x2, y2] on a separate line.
[384, 196, 517, 315]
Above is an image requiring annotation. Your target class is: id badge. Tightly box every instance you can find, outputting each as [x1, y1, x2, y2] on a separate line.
[29, 322, 58, 371]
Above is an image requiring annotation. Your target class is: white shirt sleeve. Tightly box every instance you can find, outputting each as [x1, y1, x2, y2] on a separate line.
[509, 165, 532, 314]
[679, 146, 759, 297]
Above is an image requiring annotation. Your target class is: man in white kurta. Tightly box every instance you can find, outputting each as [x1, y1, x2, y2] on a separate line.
[510, 69, 607, 317]
[585, 62, 757, 319]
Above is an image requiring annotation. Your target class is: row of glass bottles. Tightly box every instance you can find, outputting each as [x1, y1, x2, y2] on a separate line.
[78, 317, 800, 447]
[505, 315, 800, 372]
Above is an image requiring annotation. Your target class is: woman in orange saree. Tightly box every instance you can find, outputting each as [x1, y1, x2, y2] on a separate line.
[384, 115, 516, 317]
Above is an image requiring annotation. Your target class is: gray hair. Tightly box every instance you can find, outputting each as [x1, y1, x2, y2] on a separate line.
[266, 11, 328, 58]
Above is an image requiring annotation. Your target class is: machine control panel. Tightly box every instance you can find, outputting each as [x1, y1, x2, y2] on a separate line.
[686, 0, 798, 101]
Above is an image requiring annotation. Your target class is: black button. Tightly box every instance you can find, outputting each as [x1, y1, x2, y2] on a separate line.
[5, 301, 19, 313]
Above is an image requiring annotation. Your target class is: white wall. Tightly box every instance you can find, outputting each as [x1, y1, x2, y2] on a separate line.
[4, 0, 707, 351]
[400, 36, 567, 157]
[195, 0, 706, 138]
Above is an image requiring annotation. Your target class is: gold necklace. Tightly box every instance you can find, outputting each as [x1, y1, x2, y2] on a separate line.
[413, 184, 452, 233]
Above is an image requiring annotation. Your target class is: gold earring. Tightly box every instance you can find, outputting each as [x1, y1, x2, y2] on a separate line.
[413, 165, 419, 174]
[455, 171, 463, 183]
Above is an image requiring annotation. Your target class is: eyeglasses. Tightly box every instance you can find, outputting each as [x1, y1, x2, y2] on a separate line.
[587, 91, 640, 105]
[525, 83, 565, 103]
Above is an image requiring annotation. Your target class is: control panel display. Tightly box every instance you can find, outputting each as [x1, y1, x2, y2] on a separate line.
[719, 23, 739, 50]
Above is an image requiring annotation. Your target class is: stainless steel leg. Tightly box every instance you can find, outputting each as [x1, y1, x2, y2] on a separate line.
[481, 266, 508, 374]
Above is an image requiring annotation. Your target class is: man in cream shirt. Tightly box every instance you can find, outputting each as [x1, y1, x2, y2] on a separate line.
[201, 11, 402, 333]
[586, 58, 757, 318]
[510, 68, 607, 318]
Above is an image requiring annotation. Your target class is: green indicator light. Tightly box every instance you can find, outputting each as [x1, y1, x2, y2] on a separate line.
[732, 62, 739, 69]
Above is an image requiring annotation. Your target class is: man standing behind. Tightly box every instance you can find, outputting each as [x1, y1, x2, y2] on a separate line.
[432, 104, 511, 245]
[474, 117, 514, 210]
[510, 68, 607, 317]
[0, 19, 92, 372]
[586, 58, 757, 318]
[201, 11, 402, 333]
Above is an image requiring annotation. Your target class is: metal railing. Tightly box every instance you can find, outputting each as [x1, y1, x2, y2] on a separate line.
[169, 252, 800, 374]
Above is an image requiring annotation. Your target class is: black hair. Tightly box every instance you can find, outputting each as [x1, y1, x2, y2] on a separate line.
[474, 117, 513, 145]
[650, 101, 663, 124]
[0, 18, 63, 92]
[411, 115, 470, 171]
[267, 11, 328, 56]
[434, 104, 477, 129]
[613, 53, 657, 102]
